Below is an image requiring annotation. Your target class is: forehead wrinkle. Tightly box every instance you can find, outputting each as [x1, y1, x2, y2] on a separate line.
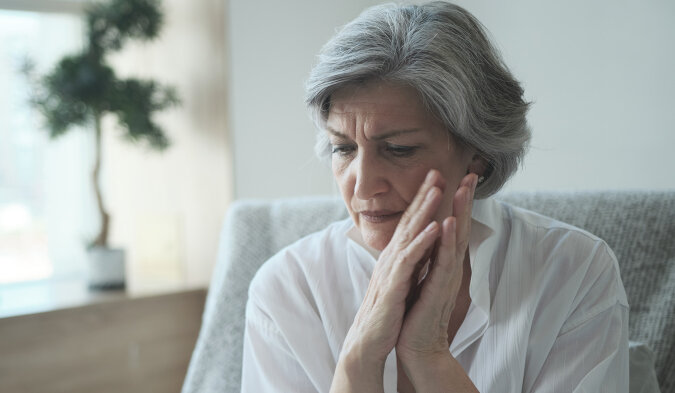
[326, 107, 373, 140]
[328, 106, 431, 142]
[326, 109, 359, 139]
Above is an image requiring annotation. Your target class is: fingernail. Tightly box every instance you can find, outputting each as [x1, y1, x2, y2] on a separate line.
[426, 170, 435, 183]
[425, 221, 437, 233]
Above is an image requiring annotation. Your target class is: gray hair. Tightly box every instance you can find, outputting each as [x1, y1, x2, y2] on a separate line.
[305, 1, 531, 198]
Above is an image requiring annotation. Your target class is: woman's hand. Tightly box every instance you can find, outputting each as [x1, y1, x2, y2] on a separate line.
[395, 172, 477, 363]
[331, 169, 478, 393]
[336, 170, 448, 374]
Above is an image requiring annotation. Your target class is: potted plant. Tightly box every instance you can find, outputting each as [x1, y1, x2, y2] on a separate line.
[23, 0, 179, 289]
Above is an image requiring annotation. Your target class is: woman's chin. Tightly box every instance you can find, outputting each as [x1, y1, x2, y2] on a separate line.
[360, 224, 396, 252]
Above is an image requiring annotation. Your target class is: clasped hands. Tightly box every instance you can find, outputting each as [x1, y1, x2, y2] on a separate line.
[335, 169, 478, 391]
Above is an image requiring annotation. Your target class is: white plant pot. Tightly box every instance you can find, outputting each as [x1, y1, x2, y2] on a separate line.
[86, 247, 126, 290]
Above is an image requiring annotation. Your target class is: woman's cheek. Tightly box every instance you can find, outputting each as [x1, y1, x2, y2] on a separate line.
[332, 159, 353, 194]
[332, 160, 350, 181]
[401, 166, 435, 201]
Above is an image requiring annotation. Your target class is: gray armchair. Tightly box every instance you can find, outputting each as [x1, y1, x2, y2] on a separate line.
[182, 191, 674, 392]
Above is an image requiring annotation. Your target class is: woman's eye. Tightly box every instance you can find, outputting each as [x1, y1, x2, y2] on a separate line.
[385, 144, 417, 157]
[331, 144, 356, 156]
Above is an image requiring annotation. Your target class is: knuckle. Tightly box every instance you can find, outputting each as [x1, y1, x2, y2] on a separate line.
[399, 249, 421, 267]
[397, 249, 412, 263]
[397, 230, 413, 245]
[457, 239, 469, 252]
[438, 258, 456, 275]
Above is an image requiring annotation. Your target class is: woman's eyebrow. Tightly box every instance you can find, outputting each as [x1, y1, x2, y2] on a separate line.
[325, 127, 422, 140]
[371, 129, 421, 141]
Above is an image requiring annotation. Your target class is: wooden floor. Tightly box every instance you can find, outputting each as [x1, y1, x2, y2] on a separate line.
[0, 288, 206, 393]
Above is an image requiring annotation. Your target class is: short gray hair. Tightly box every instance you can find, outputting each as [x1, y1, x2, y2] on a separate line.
[305, 1, 531, 198]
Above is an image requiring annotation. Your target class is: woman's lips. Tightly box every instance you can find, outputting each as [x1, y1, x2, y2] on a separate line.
[359, 210, 403, 223]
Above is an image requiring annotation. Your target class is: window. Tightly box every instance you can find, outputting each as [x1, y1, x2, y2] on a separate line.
[0, 8, 90, 284]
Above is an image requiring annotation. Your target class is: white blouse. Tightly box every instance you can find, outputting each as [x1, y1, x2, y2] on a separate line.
[241, 198, 629, 393]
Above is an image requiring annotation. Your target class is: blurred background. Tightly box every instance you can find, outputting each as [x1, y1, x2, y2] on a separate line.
[0, 0, 673, 391]
[1, 0, 230, 294]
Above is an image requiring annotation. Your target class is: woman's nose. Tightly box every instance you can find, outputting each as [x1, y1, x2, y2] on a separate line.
[353, 151, 389, 200]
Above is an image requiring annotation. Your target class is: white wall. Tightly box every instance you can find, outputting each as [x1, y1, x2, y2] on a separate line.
[229, 0, 384, 199]
[229, 0, 675, 199]
[453, 0, 675, 193]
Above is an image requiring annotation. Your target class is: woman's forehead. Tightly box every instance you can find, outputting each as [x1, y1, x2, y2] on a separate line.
[330, 82, 426, 113]
[327, 82, 438, 135]
[325, 111, 444, 142]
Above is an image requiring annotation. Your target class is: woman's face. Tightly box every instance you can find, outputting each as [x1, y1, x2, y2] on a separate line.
[326, 82, 481, 251]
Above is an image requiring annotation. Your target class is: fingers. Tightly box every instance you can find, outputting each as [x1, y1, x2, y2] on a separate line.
[403, 216, 460, 331]
[386, 170, 476, 297]
[402, 186, 441, 240]
[404, 170, 446, 224]
[438, 217, 458, 279]
[393, 170, 446, 246]
[423, 218, 458, 286]
[393, 220, 439, 277]
[413, 174, 476, 314]
[452, 173, 477, 256]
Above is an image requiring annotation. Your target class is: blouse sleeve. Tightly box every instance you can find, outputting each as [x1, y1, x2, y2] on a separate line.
[529, 303, 629, 392]
[529, 243, 630, 393]
[241, 297, 319, 393]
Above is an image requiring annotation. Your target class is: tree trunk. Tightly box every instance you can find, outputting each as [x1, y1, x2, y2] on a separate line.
[91, 113, 110, 248]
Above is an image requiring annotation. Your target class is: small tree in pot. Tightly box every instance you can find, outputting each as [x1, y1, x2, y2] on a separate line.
[24, 0, 179, 289]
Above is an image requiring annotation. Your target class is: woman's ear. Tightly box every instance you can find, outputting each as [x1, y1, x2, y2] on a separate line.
[467, 154, 489, 177]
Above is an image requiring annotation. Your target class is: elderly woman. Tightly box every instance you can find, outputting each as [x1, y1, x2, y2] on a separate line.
[241, 2, 628, 392]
